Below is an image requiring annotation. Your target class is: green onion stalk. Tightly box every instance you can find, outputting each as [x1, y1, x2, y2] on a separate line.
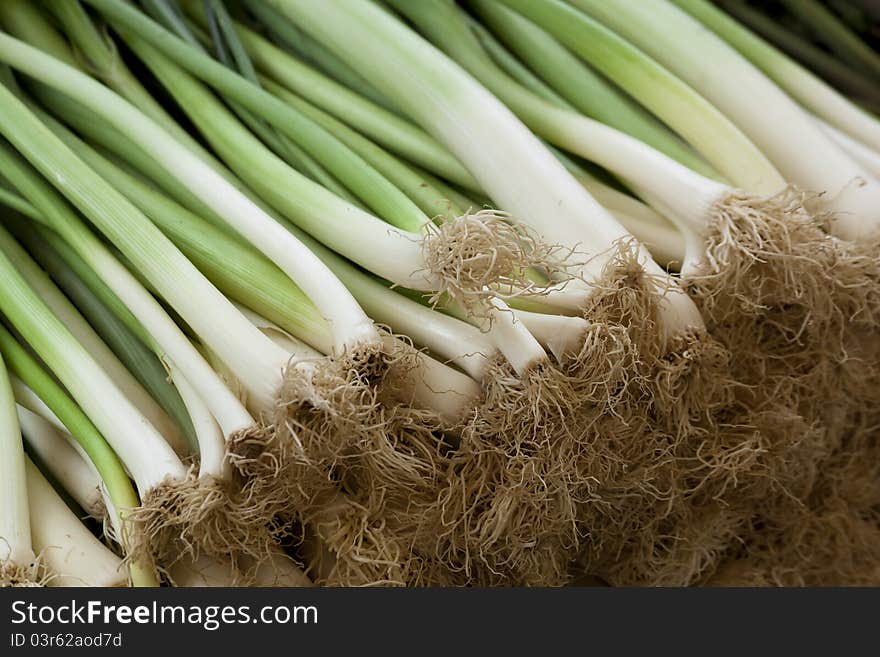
[42, 83, 583, 584]
[9, 220, 199, 454]
[468, 0, 719, 180]
[776, 0, 880, 82]
[406, 0, 876, 437]
[240, 0, 709, 585]
[0, 346, 40, 586]
[32, 93, 477, 585]
[285, 0, 875, 585]
[477, 0, 878, 358]
[0, 302, 157, 587]
[114, 8, 558, 348]
[265, 0, 693, 328]
[242, 0, 402, 115]
[189, 1, 479, 195]
[563, 0, 880, 243]
[227, 8, 684, 272]
[35, 0, 279, 218]
[715, 0, 880, 112]
[84, 0, 565, 318]
[813, 118, 880, 180]
[0, 209, 192, 458]
[0, 126, 297, 581]
[0, 29, 382, 398]
[459, 21, 686, 268]
[23, 456, 129, 587]
[484, 0, 880, 583]
[16, 401, 130, 585]
[16, 404, 106, 524]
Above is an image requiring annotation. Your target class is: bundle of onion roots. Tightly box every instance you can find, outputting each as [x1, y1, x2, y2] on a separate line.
[0, 0, 877, 588]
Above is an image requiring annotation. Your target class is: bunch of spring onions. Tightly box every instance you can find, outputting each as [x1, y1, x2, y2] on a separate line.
[0, 0, 877, 588]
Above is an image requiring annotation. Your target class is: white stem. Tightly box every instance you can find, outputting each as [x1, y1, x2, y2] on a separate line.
[10, 378, 104, 481]
[0, 355, 31, 567]
[679, 0, 880, 153]
[515, 310, 590, 362]
[242, 303, 482, 423]
[575, 175, 686, 266]
[272, 0, 640, 298]
[781, 56, 880, 153]
[9, 379, 119, 539]
[0, 33, 376, 352]
[170, 549, 312, 587]
[69, 228, 262, 430]
[815, 116, 880, 181]
[25, 458, 125, 587]
[1, 232, 188, 455]
[541, 107, 730, 234]
[169, 555, 235, 587]
[634, 186, 706, 279]
[323, 263, 496, 380]
[9, 378, 119, 541]
[482, 296, 549, 376]
[379, 334, 482, 425]
[10, 376, 66, 434]
[165, 362, 228, 481]
[576, 0, 880, 241]
[610, 211, 685, 270]
[16, 405, 104, 519]
[577, 175, 677, 227]
[235, 303, 324, 358]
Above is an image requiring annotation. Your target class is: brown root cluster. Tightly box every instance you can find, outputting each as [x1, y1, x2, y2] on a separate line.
[300, 494, 415, 587]
[657, 189, 880, 587]
[0, 558, 46, 588]
[229, 339, 448, 586]
[390, 356, 598, 586]
[708, 402, 880, 587]
[687, 188, 878, 437]
[421, 209, 575, 317]
[561, 239, 754, 586]
[126, 469, 280, 582]
[708, 504, 880, 587]
[219, 201, 878, 587]
[227, 346, 390, 523]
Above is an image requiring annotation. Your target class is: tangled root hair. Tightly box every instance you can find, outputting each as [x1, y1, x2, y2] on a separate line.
[126, 469, 280, 580]
[404, 350, 643, 586]
[595, 502, 748, 586]
[0, 557, 47, 587]
[421, 210, 575, 318]
[686, 188, 877, 428]
[302, 494, 412, 586]
[712, 504, 880, 586]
